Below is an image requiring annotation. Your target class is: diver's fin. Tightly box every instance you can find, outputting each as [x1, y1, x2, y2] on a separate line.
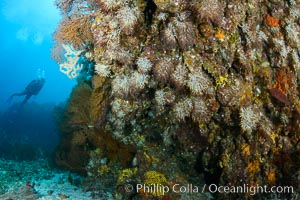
[20, 95, 31, 107]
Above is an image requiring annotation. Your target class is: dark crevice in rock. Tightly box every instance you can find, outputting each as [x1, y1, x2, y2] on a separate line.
[144, 0, 157, 25]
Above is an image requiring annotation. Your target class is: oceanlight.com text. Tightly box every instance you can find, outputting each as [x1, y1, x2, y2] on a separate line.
[124, 183, 294, 196]
[206, 184, 294, 196]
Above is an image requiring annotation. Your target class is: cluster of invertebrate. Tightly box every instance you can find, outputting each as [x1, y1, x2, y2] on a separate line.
[52, 0, 300, 199]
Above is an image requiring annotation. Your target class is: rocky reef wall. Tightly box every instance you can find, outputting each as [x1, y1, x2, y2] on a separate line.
[52, 0, 300, 199]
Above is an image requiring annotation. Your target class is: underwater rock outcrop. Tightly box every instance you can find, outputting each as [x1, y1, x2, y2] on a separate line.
[52, 0, 300, 199]
[54, 78, 136, 174]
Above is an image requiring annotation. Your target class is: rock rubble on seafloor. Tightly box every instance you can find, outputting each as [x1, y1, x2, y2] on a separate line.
[0, 159, 113, 199]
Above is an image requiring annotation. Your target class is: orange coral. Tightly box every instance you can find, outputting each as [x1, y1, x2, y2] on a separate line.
[264, 14, 280, 27]
[273, 67, 290, 94]
[215, 29, 225, 40]
[266, 168, 276, 184]
[54, 16, 93, 49]
[269, 67, 293, 105]
[241, 144, 251, 156]
[247, 159, 260, 178]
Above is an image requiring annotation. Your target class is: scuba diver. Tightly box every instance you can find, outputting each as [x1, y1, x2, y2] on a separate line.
[7, 69, 46, 107]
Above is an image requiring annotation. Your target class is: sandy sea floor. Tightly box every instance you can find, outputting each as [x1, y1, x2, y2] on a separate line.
[0, 159, 113, 200]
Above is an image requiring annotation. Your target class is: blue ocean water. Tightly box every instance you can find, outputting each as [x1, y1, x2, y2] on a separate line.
[0, 2, 93, 198]
[0, 1, 74, 159]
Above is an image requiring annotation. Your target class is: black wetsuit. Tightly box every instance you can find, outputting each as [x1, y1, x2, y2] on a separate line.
[9, 78, 45, 106]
